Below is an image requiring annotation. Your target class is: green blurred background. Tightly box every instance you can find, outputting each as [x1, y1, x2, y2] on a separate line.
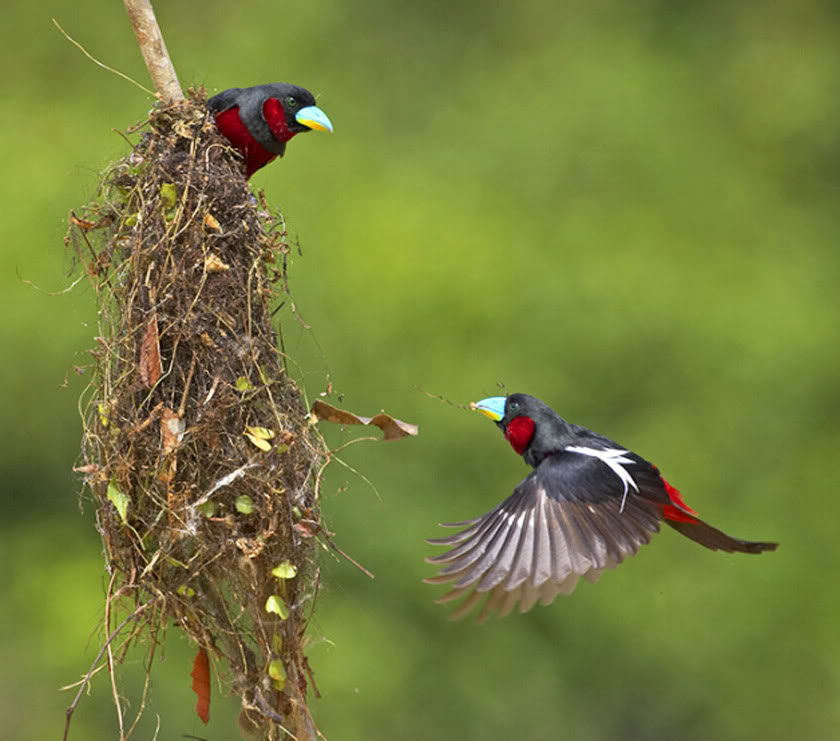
[3, 1, 838, 739]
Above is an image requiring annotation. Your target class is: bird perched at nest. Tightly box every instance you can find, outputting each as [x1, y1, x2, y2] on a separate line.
[426, 393, 778, 621]
[208, 83, 333, 178]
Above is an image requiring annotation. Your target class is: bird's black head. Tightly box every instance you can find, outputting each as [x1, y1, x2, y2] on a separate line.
[208, 83, 333, 158]
[258, 83, 333, 135]
[473, 393, 573, 466]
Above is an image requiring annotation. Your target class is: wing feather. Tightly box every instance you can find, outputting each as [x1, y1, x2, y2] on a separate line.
[426, 450, 665, 620]
[531, 491, 553, 587]
[426, 513, 511, 576]
[207, 88, 243, 114]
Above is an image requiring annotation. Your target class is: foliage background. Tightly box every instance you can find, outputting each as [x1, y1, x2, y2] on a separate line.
[2, 1, 837, 739]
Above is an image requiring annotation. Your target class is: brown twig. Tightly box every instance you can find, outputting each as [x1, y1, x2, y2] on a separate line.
[52, 19, 155, 97]
[122, 0, 184, 103]
[63, 601, 152, 741]
[328, 540, 375, 580]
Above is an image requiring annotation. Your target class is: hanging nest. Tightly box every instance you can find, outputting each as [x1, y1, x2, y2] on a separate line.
[68, 88, 329, 740]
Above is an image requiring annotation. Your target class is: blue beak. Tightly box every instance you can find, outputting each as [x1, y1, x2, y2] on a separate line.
[472, 396, 507, 422]
[295, 105, 334, 133]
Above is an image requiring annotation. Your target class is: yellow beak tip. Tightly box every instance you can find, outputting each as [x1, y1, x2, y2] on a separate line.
[471, 402, 502, 421]
[298, 119, 332, 133]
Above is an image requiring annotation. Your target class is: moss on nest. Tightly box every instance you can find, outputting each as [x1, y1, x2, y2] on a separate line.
[68, 88, 328, 739]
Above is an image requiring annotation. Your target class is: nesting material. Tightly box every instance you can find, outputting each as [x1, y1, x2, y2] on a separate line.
[69, 89, 327, 739]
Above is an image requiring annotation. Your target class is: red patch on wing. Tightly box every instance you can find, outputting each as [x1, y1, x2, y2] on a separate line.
[505, 416, 536, 456]
[660, 475, 700, 523]
[263, 97, 295, 142]
[214, 107, 277, 178]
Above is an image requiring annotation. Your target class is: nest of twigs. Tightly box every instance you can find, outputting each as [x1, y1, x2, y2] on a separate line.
[68, 89, 328, 740]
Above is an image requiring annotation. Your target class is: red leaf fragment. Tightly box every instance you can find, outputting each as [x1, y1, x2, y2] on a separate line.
[190, 647, 210, 725]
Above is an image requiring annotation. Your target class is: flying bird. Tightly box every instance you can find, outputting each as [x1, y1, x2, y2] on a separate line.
[426, 393, 777, 621]
[207, 83, 333, 178]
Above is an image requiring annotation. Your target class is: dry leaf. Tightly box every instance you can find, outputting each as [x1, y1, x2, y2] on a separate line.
[293, 520, 321, 538]
[204, 253, 229, 272]
[70, 212, 98, 231]
[190, 647, 210, 725]
[244, 426, 275, 451]
[173, 119, 195, 140]
[203, 212, 221, 231]
[73, 463, 101, 475]
[74, 463, 107, 485]
[160, 407, 185, 455]
[310, 400, 418, 441]
[139, 316, 162, 388]
[199, 331, 217, 349]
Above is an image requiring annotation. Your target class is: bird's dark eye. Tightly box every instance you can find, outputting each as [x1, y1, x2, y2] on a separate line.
[508, 401, 519, 414]
[286, 96, 298, 108]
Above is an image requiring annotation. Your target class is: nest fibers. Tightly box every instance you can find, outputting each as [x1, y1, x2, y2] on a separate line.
[68, 90, 328, 739]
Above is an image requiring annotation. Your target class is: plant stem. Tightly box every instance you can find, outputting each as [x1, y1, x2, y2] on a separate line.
[122, 0, 184, 103]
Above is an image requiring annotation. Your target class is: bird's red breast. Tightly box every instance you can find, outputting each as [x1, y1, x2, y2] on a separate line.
[213, 107, 278, 177]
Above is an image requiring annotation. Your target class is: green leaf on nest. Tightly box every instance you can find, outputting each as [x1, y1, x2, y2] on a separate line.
[160, 183, 177, 209]
[235, 376, 254, 392]
[268, 659, 286, 689]
[245, 425, 275, 451]
[271, 561, 298, 579]
[265, 594, 289, 619]
[235, 495, 255, 514]
[106, 481, 130, 524]
[196, 500, 217, 518]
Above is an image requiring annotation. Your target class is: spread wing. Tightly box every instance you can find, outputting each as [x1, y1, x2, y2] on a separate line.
[425, 451, 665, 621]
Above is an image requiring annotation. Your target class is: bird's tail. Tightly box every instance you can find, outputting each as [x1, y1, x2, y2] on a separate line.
[660, 476, 778, 554]
[664, 517, 778, 554]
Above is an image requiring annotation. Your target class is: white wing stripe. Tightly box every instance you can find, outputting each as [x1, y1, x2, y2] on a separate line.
[565, 446, 639, 512]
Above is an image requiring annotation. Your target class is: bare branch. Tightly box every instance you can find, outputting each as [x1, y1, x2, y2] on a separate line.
[122, 0, 183, 103]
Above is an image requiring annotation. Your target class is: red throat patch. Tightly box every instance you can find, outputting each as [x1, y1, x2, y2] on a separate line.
[505, 416, 536, 456]
[262, 97, 295, 142]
